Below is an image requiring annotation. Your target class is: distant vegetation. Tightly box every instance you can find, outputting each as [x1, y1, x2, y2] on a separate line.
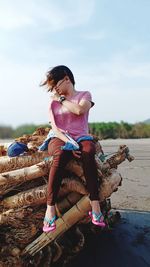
[89, 121, 150, 139]
[0, 121, 150, 139]
[143, 118, 150, 124]
[0, 124, 50, 139]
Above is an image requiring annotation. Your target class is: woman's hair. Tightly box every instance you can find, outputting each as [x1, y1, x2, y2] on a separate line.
[40, 65, 75, 89]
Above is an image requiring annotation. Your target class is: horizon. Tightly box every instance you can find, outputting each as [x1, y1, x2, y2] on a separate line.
[0, 118, 149, 129]
[0, 0, 150, 127]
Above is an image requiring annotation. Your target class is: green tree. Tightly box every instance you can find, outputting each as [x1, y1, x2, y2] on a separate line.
[12, 123, 50, 138]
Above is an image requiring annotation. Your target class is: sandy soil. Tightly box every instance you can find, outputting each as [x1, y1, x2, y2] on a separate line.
[101, 139, 150, 212]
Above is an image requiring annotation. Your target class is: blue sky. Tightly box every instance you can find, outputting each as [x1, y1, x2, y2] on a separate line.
[0, 0, 149, 127]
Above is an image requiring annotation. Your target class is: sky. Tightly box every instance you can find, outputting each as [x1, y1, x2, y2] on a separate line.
[0, 0, 150, 128]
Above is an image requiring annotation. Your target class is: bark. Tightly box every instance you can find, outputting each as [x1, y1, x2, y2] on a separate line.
[0, 192, 82, 226]
[0, 151, 48, 173]
[1, 184, 47, 210]
[0, 177, 86, 210]
[105, 145, 134, 168]
[22, 195, 91, 256]
[1, 170, 121, 211]
[0, 145, 133, 196]
[0, 159, 51, 195]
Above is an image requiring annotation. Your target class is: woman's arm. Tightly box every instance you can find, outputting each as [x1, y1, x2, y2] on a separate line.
[49, 109, 78, 146]
[61, 98, 91, 115]
[50, 118, 81, 157]
[51, 122, 70, 143]
[52, 93, 92, 115]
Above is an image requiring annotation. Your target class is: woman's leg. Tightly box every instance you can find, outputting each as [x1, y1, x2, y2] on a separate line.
[80, 140, 100, 200]
[44, 138, 72, 229]
[79, 140, 104, 222]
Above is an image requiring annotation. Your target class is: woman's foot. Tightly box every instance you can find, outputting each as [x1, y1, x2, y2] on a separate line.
[43, 205, 56, 233]
[89, 200, 106, 227]
[89, 211, 106, 227]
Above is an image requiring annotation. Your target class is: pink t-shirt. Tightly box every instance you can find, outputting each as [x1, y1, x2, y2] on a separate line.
[49, 91, 93, 140]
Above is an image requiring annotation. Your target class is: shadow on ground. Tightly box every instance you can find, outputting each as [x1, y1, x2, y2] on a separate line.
[66, 210, 150, 267]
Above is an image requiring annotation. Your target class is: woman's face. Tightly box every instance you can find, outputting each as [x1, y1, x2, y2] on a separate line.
[48, 77, 69, 95]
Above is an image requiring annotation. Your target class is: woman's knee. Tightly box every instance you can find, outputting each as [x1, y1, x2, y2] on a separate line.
[48, 138, 65, 156]
[80, 140, 96, 154]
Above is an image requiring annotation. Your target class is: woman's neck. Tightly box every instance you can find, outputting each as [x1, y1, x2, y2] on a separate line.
[66, 85, 77, 97]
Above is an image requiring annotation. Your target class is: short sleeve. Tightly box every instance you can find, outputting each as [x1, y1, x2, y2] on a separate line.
[81, 91, 95, 107]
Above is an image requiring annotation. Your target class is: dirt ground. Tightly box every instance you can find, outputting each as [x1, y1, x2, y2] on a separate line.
[101, 138, 150, 212]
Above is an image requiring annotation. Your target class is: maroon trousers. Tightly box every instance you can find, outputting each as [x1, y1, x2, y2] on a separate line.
[47, 138, 100, 205]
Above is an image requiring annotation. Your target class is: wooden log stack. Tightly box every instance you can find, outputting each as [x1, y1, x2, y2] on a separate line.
[0, 128, 134, 267]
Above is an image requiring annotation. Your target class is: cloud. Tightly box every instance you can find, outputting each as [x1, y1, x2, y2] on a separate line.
[0, 1, 35, 30]
[83, 31, 106, 40]
[0, 0, 95, 31]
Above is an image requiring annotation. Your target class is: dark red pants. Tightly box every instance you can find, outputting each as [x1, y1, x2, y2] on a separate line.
[47, 138, 100, 205]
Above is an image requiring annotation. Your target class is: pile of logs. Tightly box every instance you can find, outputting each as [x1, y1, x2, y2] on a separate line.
[0, 128, 134, 267]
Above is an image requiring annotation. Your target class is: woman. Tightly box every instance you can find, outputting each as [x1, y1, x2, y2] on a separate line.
[41, 65, 105, 232]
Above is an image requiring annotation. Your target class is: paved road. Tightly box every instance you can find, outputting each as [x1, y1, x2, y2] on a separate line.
[66, 139, 150, 267]
[100, 138, 150, 212]
[66, 210, 150, 267]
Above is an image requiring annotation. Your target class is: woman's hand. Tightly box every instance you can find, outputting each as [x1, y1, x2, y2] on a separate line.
[51, 93, 60, 101]
[72, 150, 81, 158]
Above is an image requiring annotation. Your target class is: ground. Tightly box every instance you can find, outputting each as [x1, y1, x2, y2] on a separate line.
[101, 138, 150, 212]
[66, 138, 150, 267]
[1, 138, 150, 266]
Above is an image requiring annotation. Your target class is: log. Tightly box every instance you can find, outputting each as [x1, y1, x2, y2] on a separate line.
[0, 158, 85, 196]
[0, 192, 82, 226]
[99, 169, 122, 200]
[106, 145, 134, 168]
[0, 159, 51, 195]
[0, 129, 134, 266]
[22, 195, 91, 256]
[0, 127, 50, 172]
[1, 184, 47, 209]
[0, 177, 87, 210]
[0, 151, 48, 173]
[1, 169, 121, 212]
[0, 145, 133, 196]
